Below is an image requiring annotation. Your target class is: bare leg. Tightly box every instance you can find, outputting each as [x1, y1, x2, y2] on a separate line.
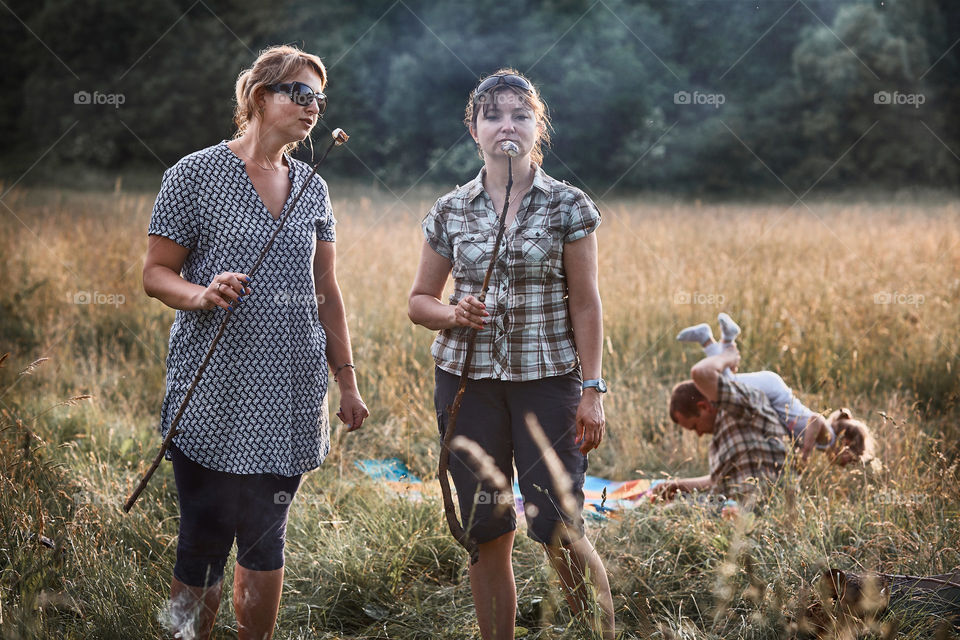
[169, 576, 222, 640]
[469, 531, 517, 640]
[545, 536, 614, 640]
[233, 564, 284, 640]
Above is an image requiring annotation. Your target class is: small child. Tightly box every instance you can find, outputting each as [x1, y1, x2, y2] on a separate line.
[826, 408, 876, 466]
[677, 313, 873, 465]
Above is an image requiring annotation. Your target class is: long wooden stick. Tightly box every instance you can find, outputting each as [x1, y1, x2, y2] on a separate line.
[438, 153, 515, 564]
[123, 129, 349, 512]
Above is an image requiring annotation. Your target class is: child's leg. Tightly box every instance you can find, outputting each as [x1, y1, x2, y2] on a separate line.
[677, 321, 733, 381]
[735, 371, 792, 408]
[718, 312, 741, 344]
[677, 321, 730, 375]
[736, 371, 813, 439]
[676, 323, 713, 346]
[704, 341, 723, 357]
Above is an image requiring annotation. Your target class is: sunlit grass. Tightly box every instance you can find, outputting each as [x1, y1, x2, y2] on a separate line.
[1, 185, 958, 638]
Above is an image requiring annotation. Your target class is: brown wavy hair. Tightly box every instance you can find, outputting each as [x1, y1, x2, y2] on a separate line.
[669, 380, 706, 421]
[233, 45, 327, 155]
[464, 68, 552, 166]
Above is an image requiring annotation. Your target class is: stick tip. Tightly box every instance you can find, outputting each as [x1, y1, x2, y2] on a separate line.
[332, 128, 349, 145]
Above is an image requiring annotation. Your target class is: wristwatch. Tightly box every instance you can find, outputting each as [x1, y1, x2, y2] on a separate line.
[582, 378, 607, 393]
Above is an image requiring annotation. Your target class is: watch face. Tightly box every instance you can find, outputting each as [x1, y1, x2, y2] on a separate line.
[584, 379, 607, 393]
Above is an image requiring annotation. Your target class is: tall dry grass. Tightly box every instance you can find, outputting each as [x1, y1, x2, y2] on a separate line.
[1, 183, 959, 638]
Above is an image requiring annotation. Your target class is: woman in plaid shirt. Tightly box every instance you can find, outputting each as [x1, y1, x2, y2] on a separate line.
[409, 69, 614, 639]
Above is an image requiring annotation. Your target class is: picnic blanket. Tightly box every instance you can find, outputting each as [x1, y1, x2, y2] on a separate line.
[354, 458, 663, 520]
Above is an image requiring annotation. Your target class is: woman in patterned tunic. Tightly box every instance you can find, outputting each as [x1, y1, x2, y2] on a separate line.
[143, 45, 368, 639]
[408, 70, 614, 640]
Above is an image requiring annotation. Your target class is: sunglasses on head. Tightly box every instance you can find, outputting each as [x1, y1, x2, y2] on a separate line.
[473, 74, 533, 99]
[267, 81, 327, 115]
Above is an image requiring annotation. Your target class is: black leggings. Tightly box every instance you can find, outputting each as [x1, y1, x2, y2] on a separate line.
[170, 444, 302, 587]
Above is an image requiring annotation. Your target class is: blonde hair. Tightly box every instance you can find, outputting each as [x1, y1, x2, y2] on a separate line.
[464, 68, 552, 166]
[827, 408, 876, 464]
[233, 45, 327, 155]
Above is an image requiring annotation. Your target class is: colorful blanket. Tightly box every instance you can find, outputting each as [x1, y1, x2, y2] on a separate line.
[354, 458, 662, 520]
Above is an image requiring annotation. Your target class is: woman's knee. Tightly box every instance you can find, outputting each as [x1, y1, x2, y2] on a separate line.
[174, 538, 233, 587]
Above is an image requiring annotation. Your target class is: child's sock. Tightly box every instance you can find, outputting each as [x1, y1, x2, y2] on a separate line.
[676, 323, 713, 345]
[703, 341, 723, 357]
[718, 312, 741, 343]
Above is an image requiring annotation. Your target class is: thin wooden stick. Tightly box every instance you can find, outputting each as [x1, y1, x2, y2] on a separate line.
[438, 152, 515, 564]
[123, 129, 349, 512]
[883, 573, 960, 590]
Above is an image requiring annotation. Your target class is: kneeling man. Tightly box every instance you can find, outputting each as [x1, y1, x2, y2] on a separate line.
[659, 345, 790, 503]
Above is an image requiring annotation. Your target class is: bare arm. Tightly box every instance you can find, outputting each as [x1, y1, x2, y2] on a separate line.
[690, 347, 741, 403]
[407, 240, 488, 331]
[143, 235, 249, 311]
[314, 241, 368, 431]
[677, 475, 714, 492]
[564, 233, 605, 454]
[652, 475, 714, 501]
[798, 414, 829, 462]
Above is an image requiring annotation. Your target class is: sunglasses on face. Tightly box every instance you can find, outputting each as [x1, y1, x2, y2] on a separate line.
[473, 74, 533, 99]
[267, 81, 327, 115]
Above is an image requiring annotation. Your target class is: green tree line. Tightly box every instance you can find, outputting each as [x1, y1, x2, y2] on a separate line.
[3, 0, 958, 194]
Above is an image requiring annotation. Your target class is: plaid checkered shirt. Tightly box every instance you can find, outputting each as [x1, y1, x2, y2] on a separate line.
[709, 377, 790, 500]
[421, 166, 601, 381]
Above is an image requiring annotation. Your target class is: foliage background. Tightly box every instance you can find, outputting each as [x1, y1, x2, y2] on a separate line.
[2, 0, 958, 194]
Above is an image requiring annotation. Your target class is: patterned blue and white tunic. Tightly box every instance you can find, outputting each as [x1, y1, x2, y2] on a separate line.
[148, 141, 335, 476]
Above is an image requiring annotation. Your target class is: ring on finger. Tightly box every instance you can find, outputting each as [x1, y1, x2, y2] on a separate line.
[217, 283, 223, 292]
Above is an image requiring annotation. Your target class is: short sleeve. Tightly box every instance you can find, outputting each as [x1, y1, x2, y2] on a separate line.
[148, 161, 200, 249]
[421, 198, 453, 259]
[563, 192, 601, 243]
[316, 178, 337, 243]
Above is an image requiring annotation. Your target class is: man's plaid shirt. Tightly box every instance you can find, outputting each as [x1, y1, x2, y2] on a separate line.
[709, 377, 790, 499]
[421, 166, 601, 381]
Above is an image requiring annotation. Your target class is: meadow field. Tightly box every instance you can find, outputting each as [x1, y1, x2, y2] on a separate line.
[1, 183, 959, 639]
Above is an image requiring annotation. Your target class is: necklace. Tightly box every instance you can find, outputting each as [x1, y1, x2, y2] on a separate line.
[486, 173, 534, 210]
[499, 181, 534, 217]
[508, 185, 532, 211]
[239, 142, 282, 173]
